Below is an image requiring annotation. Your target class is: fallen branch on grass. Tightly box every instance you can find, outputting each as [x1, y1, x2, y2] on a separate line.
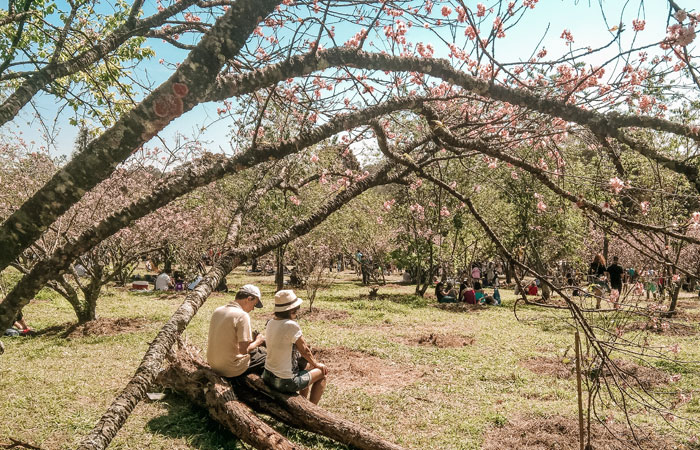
[157, 344, 406, 450]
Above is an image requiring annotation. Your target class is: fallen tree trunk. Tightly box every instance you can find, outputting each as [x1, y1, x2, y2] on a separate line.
[160, 345, 406, 450]
[157, 347, 299, 450]
[236, 376, 406, 450]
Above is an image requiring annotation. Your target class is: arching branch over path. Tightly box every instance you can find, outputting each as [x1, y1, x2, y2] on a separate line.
[0, 96, 426, 332]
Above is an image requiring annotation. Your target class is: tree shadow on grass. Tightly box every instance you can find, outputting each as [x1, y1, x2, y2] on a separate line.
[32, 322, 78, 338]
[146, 395, 245, 450]
[147, 393, 349, 450]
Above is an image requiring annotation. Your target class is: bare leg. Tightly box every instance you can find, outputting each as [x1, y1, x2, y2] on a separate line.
[299, 387, 310, 399]
[309, 377, 327, 404]
[305, 368, 327, 405]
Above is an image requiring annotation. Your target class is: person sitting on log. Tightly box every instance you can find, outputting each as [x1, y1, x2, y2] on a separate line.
[207, 284, 266, 379]
[262, 290, 328, 404]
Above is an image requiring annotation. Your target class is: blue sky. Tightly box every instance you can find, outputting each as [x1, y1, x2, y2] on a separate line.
[5, 0, 679, 159]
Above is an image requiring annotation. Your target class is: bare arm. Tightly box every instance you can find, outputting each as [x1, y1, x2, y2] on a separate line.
[238, 333, 264, 355]
[295, 335, 327, 374]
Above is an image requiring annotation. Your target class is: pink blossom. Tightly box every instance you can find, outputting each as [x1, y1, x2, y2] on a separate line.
[560, 29, 574, 44]
[310, 154, 319, 163]
[440, 206, 451, 217]
[640, 201, 650, 215]
[441, 6, 451, 17]
[632, 19, 646, 31]
[609, 289, 620, 302]
[476, 3, 486, 17]
[473, 185, 482, 193]
[376, 217, 383, 224]
[672, 274, 680, 282]
[608, 177, 625, 194]
[668, 343, 681, 354]
[488, 160, 498, 169]
[675, 10, 688, 23]
[449, 181, 457, 189]
[536, 200, 547, 213]
[383, 199, 396, 211]
[511, 171, 519, 180]
[691, 211, 700, 226]
[670, 374, 682, 383]
[289, 195, 301, 206]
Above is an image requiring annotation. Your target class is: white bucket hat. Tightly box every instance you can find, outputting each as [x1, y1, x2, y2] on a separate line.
[273, 290, 303, 312]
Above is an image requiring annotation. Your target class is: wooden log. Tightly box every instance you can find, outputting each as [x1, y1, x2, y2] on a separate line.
[236, 374, 406, 450]
[157, 348, 299, 450]
[163, 346, 407, 450]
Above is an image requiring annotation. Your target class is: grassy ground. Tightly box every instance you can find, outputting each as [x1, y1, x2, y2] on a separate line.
[1, 268, 699, 449]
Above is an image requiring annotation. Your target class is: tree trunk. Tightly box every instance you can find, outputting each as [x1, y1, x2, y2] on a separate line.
[665, 284, 681, 317]
[275, 246, 285, 291]
[505, 259, 513, 285]
[158, 348, 300, 450]
[158, 346, 406, 450]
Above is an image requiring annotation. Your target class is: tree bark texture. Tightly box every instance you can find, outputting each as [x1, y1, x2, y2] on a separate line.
[157, 348, 300, 450]
[236, 376, 406, 450]
[0, 0, 280, 274]
[159, 346, 406, 450]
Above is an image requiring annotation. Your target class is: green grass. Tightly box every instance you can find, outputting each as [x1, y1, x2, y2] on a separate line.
[1, 269, 699, 449]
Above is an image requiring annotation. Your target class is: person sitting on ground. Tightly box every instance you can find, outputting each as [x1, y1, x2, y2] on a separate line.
[155, 270, 174, 291]
[4, 310, 32, 337]
[207, 284, 266, 378]
[474, 288, 485, 303]
[461, 286, 477, 305]
[263, 290, 328, 404]
[434, 281, 444, 301]
[438, 281, 458, 303]
[527, 281, 538, 296]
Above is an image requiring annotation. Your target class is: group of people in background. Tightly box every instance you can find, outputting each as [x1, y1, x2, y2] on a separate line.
[435, 261, 502, 306]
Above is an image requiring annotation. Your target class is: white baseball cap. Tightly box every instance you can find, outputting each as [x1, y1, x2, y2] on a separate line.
[238, 284, 263, 308]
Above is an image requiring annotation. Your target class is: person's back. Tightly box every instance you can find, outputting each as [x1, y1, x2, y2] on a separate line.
[462, 288, 477, 304]
[607, 260, 624, 290]
[155, 272, 171, 291]
[265, 318, 302, 379]
[207, 304, 252, 377]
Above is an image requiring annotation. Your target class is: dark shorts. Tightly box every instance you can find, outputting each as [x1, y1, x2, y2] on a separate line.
[262, 369, 312, 393]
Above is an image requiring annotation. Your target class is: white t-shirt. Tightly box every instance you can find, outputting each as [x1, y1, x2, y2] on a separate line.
[264, 318, 303, 379]
[206, 303, 252, 377]
[155, 273, 171, 291]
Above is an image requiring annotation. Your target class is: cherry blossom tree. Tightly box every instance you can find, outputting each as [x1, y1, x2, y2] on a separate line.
[1, 0, 700, 447]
